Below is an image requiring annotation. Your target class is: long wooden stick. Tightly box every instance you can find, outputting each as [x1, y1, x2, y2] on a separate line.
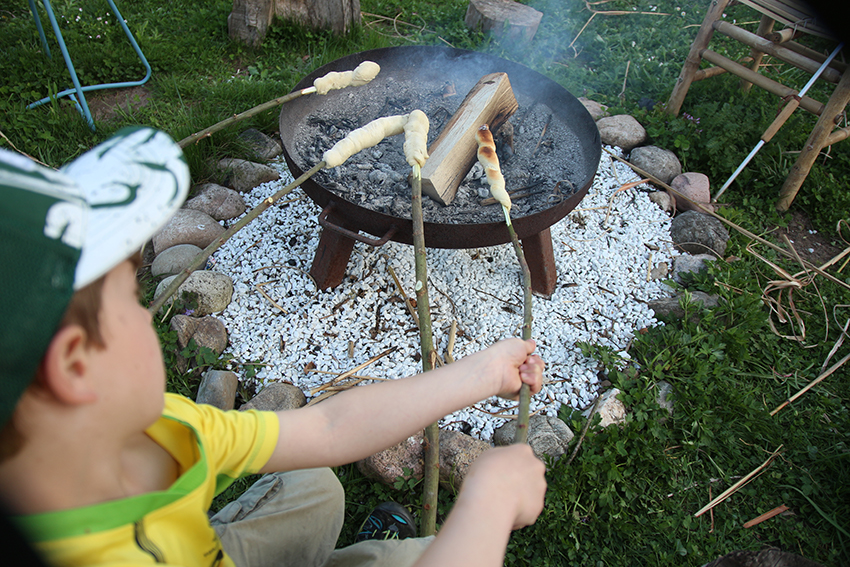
[411, 165, 440, 537]
[148, 161, 325, 314]
[308, 346, 397, 395]
[178, 87, 317, 148]
[504, 208, 534, 444]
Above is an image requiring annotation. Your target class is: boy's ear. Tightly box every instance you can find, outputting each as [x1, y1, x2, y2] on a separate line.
[39, 325, 99, 405]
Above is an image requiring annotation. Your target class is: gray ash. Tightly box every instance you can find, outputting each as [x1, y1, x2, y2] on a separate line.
[292, 74, 585, 225]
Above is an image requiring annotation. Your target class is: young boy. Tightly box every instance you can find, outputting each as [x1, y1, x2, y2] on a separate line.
[0, 127, 547, 567]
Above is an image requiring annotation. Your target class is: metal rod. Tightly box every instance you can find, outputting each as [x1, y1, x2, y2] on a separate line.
[713, 42, 844, 201]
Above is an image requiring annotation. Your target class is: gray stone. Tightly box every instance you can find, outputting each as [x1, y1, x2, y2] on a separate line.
[239, 128, 282, 161]
[648, 190, 675, 214]
[585, 388, 625, 428]
[218, 158, 280, 192]
[197, 370, 239, 410]
[492, 414, 574, 461]
[595, 115, 647, 151]
[155, 271, 234, 316]
[170, 314, 200, 349]
[656, 381, 674, 416]
[648, 290, 720, 319]
[670, 211, 730, 256]
[185, 184, 247, 221]
[578, 97, 609, 121]
[672, 253, 717, 284]
[439, 430, 491, 488]
[241, 382, 306, 412]
[170, 315, 229, 373]
[629, 146, 682, 185]
[357, 433, 424, 487]
[671, 172, 714, 213]
[152, 209, 225, 255]
[151, 244, 204, 278]
[357, 430, 491, 489]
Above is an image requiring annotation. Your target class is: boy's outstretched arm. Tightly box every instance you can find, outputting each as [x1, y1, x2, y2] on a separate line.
[412, 443, 547, 567]
[260, 338, 543, 473]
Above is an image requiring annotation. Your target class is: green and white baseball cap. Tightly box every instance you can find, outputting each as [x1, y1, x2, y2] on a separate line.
[0, 127, 190, 425]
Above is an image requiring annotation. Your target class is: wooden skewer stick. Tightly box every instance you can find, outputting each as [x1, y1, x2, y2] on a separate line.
[149, 161, 326, 314]
[179, 61, 381, 148]
[505, 208, 534, 444]
[178, 87, 317, 148]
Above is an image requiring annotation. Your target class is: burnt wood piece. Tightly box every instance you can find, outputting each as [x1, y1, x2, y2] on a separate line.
[420, 72, 518, 206]
[464, 0, 544, 43]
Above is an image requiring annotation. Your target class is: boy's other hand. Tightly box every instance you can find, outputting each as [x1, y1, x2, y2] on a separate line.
[461, 444, 547, 530]
[488, 338, 544, 400]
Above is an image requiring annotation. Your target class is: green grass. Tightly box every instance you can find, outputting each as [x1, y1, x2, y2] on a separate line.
[3, 0, 849, 564]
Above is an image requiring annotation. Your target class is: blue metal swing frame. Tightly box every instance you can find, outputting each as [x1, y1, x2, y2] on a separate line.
[27, 0, 151, 131]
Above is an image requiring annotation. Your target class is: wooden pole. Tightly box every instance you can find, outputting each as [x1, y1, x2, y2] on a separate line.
[505, 213, 533, 444]
[777, 67, 850, 211]
[411, 165, 439, 537]
[740, 14, 775, 93]
[665, 0, 731, 116]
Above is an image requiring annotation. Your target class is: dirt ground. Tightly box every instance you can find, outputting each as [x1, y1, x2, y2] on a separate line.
[771, 210, 847, 269]
[85, 85, 151, 122]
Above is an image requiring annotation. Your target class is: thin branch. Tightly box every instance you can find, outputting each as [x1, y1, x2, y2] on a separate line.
[694, 445, 783, 517]
[148, 161, 325, 314]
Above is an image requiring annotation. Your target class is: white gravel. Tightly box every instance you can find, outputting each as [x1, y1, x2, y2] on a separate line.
[212, 147, 677, 441]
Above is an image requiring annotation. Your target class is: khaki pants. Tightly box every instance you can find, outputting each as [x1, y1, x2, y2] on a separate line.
[210, 468, 433, 567]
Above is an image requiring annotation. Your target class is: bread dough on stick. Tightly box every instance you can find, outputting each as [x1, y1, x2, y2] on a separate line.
[313, 61, 381, 95]
[403, 110, 430, 168]
[475, 124, 511, 211]
[323, 114, 409, 168]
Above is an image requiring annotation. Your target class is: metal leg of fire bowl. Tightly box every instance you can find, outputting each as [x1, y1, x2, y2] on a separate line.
[521, 227, 557, 298]
[309, 228, 357, 290]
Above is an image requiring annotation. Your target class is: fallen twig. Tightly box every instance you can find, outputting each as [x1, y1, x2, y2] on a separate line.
[694, 445, 783, 517]
[308, 346, 397, 396]
[0, 129, 52, 167]
[743, 504, 789, 528]
[565, 394, 603, 467]
[387, 265, 419, 327]
[254, 281, 287, 314]
[770, 350, 850, 415]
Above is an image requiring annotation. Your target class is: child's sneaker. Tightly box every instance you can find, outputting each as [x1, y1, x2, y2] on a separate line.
[355, 502, 417, 542]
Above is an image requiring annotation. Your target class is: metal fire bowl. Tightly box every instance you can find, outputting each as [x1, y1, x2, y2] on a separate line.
[280, 45, 601, 249]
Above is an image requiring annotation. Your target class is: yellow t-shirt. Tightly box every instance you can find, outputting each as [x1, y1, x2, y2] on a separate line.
[16, 394, 280, 567]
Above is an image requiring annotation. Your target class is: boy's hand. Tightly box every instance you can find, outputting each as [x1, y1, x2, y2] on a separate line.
[460, 444, 547, 530]
[488, 338, 544, 400]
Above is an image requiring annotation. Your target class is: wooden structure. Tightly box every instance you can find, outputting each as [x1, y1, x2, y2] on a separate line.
[665, 0, 849, 211]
